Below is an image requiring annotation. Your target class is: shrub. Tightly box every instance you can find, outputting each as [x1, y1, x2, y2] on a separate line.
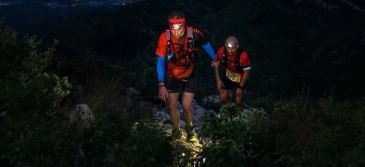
[121, 120, 173, 167]
[0, 21, 72, 166]
[267, 95, 365, 167]
[198, 103, 270, 167]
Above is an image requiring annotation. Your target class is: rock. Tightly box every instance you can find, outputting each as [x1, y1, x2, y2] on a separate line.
[126, 87, 140, 100]
[120, 95, 134, 108]
[180, 120, 186, 128]
[135, 101, 156, 119]
[192, 100, 215, 127]
[201, 95, 221, 110]
[153, 111, 170, 121]
[153, 100, 214, 129]
[242, 104, 269, 117]
[69, 103, 95, 128]
[164, 124, 173, 129]
[201, 95, 220, 105]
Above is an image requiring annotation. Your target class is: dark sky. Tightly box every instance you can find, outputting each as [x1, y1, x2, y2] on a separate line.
[0, 0, 146, 35]
[0, 0, 145, 8]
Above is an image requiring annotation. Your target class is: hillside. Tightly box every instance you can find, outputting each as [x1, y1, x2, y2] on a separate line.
[1, 0, 365, 166]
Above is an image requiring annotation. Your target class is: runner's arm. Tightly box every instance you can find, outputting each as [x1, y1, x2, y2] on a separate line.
[202, 42, 216, 60]
[214, 62, 221, 81]
[239, 50, 251, 88]
[156, 56, 165, 82]
[239, 70, 250, 89]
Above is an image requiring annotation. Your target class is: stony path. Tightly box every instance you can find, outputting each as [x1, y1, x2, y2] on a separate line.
[153, 99, 215, 166]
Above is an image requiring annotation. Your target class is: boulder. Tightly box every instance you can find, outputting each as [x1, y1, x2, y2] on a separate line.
[120, 95, 134, 108]
[154, 111, 170, 121]
[135, 101, 156, 119]
[126, 87, 140, 100]
[201, 95, 221, 110]
[69, 103, 95, 128]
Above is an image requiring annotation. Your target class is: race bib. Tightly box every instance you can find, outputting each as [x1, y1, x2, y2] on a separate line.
[225, 69, 241, 83]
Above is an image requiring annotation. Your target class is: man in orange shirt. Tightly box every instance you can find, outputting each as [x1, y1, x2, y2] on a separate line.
[214, 36, 251, 106]
[155, 11, 216, 142]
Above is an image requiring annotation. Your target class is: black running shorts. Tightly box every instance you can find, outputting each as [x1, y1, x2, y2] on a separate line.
[166, 76, 198, 93]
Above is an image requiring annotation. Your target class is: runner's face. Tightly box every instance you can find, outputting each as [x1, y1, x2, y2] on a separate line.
[171, 27, 185, 39]
[226, 46, 238, 55]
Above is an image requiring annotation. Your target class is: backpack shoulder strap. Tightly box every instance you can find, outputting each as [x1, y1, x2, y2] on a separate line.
[165, 30, 173, 52]
[166, 30, 170, 40]
[165, 30, 171, 45]
[185, 26, 198, 52]
[234, 49, 246, 72]
[187, 26, 193, 39]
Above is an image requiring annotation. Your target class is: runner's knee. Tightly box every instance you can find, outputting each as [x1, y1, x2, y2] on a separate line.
[219, 94, 228, 103]
[168, 102, 178, 111]
[182, 101, 192, 110]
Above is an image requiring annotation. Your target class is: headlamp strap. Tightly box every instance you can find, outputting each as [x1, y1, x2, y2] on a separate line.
[168, 18, 185, 24]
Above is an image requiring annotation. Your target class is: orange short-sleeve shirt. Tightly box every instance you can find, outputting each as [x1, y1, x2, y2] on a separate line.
[216, 46, 251, 76]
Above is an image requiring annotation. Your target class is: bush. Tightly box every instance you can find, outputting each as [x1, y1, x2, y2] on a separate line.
[79, 113, 173, 167]
[267, 95, 365, 167]
[0, 22, 173, 166]
[121, 120, 173, 167]
[0, 21, 71, 113]
[198, 103, 270, 167]
[198, 95, 365, 167]
[0, 21, 73, 166]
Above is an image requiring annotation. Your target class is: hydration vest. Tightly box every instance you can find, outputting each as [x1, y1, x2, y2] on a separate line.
[165, 26, 198, 66]
[165, 26, 198, 80]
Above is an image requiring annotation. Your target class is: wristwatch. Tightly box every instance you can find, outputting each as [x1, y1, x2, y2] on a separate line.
[159, 81, 165, 87]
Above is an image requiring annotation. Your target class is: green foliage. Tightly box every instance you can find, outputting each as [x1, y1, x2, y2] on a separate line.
[79, 109, 131, 165]
[199, 96, 365, 167]
[0, 24, 173, 167]
[267, 96, 365, 167]
[268, 92, 318, 166]
[0, 22, 71, 112]
[0, 22, 73, 166]
[121, 120, 173, 167]
[79, 113, 172, 167]
[199, 103, 270, 167]
[307, 98, 365, 167]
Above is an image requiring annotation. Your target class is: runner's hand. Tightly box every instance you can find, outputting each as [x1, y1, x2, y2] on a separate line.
[211, 61, 219, 68]
[158, 86, 169, 102]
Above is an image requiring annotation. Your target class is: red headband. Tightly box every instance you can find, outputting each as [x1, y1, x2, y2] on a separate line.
[168, 18, 185, 24]
[168, 18, 185, 29]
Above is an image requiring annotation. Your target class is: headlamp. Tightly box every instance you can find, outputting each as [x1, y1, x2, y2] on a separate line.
[225, 36, 239, 49]
[169, 18, 185, 30]
[225, 42, 237, 48]
[171, 23, 183, 30]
